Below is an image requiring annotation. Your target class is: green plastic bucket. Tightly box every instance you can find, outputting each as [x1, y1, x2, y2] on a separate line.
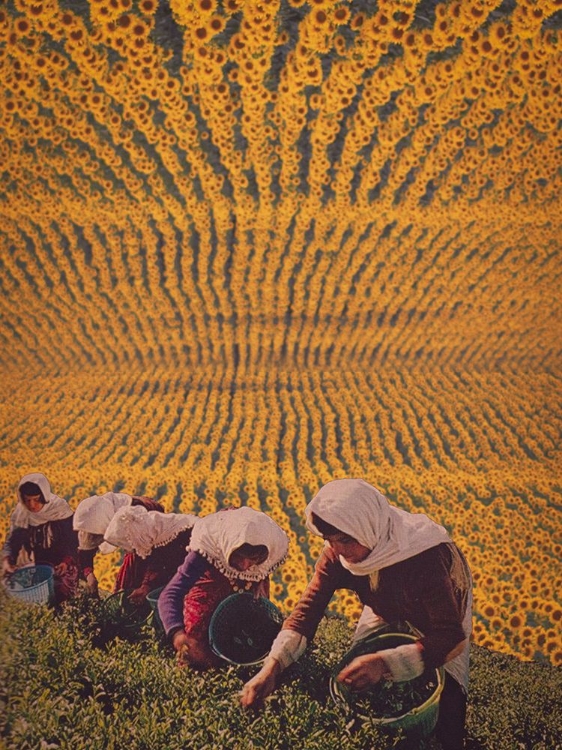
[100, 589, 153, 638]
[330, 631, 444, 740]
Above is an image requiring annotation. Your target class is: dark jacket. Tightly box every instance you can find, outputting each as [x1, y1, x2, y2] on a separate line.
[283, 542, 471, 670]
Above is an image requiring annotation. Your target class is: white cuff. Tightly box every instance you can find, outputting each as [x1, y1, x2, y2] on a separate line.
[269, 630, 308, 670]
[377, 643, 424, 682]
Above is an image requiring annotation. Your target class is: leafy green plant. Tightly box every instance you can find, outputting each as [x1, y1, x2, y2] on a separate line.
[351, 672, 440, 719]
[1, 589, 561, 750]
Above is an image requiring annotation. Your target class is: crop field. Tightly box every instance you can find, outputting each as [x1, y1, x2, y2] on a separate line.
[1, 366, 561, 666]
[0, 0, 561, 674]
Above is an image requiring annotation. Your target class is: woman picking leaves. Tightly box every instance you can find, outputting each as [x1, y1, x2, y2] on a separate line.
[2, 472, 79, 604]
[158, 506, 289, 671]
[241, 479, 472, 750]
[103, 504, 197, 604]
[73, 491, 164, 596]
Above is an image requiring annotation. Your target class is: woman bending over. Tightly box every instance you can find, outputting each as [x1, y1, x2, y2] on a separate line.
[241, 479, 472, 750]
[158, 506, 289, 671]
[73, 491, 164, 595]
[103, 505, 197, 603]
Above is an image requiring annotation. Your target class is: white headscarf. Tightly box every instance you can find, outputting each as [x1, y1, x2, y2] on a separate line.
[188, 506, 289, 582]
[73, 492, 135, 553]
[104, 505, 198, 559]
[305, 478, 451, 575]
[12, 473, 73, 528]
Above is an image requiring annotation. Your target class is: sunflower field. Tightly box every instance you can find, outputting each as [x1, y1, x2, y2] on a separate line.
[0, 0, 561, 670]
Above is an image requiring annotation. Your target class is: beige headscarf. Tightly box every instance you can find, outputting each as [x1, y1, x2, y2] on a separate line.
[12, 473, 73, 528]
[188, 506, 289, 582]
[73, 492, 135, 553]
[305, 478, 451, 576]
[104, 505, 197, 559]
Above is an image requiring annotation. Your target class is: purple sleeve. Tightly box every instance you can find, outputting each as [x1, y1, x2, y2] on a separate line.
[157, 551, 211, 637]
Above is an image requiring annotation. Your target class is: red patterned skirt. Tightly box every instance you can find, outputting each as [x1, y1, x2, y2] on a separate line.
[183, 566, 269, 644]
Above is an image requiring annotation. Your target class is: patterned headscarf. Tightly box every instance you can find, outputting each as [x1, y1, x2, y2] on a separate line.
[305, 478, 451, 575]
[104, 505, 198, 559]
[188, 506, 289, 582]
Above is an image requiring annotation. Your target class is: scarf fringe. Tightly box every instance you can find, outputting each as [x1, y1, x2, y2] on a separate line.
[136, 526, 192, 559]
[191, 547, 288, 583]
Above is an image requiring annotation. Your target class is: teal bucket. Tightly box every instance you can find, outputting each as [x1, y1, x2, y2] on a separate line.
[4, 565, 55, 605]
[146, 585, 165, 633]
[100, 589, 153, 637]
[209, 593, 283, 666]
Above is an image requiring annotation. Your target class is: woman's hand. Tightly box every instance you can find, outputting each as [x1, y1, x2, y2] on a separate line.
[336, 653, 389, 692]
[172, 630, 191, 666]
[85, 572, 99, 596]
[240, 657, 281, 710]
[128, 585, 150, 605]
[2, 557, 16, 576]
[54, 561, 68, 576]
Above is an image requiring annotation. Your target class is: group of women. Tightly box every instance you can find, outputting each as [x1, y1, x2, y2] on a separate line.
[2, 473, 472, 749]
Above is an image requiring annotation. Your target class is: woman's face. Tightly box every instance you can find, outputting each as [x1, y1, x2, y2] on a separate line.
[22, 495, 44, 513]
[323, 531, 371, 563]
[229, 547, 269, 572]
[22, 493, 44, 513]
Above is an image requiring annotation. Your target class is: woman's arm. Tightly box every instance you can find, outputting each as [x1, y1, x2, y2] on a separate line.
[281, 547, 345, 640]
[2, 525, 29, 573]
[343, 545, 469, 688]
[128, 546, 171, 604]
[157, 551, 211, 637]
[240, 549, 344, 709]
[415, 544, 470, 671]
[77, 547, 96, 578]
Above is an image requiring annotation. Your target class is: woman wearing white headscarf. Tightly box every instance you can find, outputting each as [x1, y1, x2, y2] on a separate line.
[103, 505, 197, 603]
[241, 479, 472, 750]
[2, 473, 79, 604]
[73, 491, 164, 595]
[158, 506, 289, 671]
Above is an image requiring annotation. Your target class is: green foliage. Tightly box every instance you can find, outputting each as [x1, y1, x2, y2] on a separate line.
[466, 647, 562, 750]
[1, 590, 561, 750]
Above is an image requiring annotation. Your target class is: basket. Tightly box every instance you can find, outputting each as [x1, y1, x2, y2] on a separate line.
[209, 593, 284, 666]
[146, 585, 165, 633]
[4, 564, 55, 605]
[100, 589, 153, 635]
[330, 631, 444, 740]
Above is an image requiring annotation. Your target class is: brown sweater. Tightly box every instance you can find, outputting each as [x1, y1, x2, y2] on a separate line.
[283, 542, 471, 671]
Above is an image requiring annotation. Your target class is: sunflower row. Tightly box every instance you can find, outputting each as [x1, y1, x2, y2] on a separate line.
[1, 0, 561, 229]
[2, 199, 560, 375]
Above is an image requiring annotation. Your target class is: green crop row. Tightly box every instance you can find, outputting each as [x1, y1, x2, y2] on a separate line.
[1, 590, 561, 750]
